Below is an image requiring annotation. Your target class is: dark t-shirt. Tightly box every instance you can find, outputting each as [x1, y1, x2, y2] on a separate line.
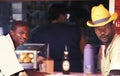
[30, 23, 83, 72]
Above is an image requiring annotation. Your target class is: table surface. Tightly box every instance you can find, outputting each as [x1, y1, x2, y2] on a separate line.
[47, 72, 102, 76]
[26, 70, 102, 76]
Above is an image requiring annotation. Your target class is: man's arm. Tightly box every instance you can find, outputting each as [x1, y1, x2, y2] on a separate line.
[11, 70, 28, 76]
[109, 70, 120, 76]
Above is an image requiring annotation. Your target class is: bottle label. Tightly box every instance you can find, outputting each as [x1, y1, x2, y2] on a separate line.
[62, 60, 70, 71]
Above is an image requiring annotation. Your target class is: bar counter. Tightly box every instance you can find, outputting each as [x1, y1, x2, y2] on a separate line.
[26, 70, 102, 76]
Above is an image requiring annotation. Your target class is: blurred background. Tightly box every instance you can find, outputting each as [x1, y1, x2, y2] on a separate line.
[0, 0, 109, 35]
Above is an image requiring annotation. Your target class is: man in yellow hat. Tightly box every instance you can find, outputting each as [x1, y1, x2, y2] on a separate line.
[87, 4, 120, 76]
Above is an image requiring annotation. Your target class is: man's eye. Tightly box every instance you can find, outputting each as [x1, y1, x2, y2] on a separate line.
[19, 32, 24, 34]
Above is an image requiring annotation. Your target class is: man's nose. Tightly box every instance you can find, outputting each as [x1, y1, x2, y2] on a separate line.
[100, 29, 106, 34]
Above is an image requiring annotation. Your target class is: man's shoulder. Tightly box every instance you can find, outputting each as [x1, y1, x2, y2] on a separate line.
[114, 34, 120, 39]
[0, 34, 11, 41]
[0, 35, 8, 41]
[0, 35, 6, 39]
[112, 34, 120, 44]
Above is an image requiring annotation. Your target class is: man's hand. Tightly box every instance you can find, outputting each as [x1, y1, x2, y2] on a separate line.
[19, 71, 28, 76]
[37, 56, 45, 63]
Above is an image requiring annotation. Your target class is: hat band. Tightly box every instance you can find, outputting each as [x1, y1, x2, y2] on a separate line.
[93, 16, 110, 25]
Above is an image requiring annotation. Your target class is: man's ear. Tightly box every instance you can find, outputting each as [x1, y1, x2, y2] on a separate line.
[10, 30, 14, 35]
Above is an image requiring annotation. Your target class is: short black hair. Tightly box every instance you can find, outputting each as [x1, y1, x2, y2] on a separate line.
[48, 3, 68, 22]
[10, 21, 29, 31]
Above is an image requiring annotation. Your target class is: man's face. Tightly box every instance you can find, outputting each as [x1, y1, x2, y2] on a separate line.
[94, 23, 115, 45]
[10, 26, 29, 47]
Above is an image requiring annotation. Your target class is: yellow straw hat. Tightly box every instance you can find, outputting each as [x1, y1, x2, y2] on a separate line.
[87, 4, 118, 27]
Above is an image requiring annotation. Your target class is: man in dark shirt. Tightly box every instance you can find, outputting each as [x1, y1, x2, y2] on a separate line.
[30, 3, 83, 72]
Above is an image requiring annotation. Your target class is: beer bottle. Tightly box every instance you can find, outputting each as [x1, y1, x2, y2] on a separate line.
[62, 45, 70, 74]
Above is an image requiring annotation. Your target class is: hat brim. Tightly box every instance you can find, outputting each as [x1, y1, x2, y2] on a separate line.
[87, 12, 118, 27]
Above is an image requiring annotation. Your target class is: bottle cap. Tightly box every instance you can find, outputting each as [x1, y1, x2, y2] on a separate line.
[64, 45, 69, 55]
